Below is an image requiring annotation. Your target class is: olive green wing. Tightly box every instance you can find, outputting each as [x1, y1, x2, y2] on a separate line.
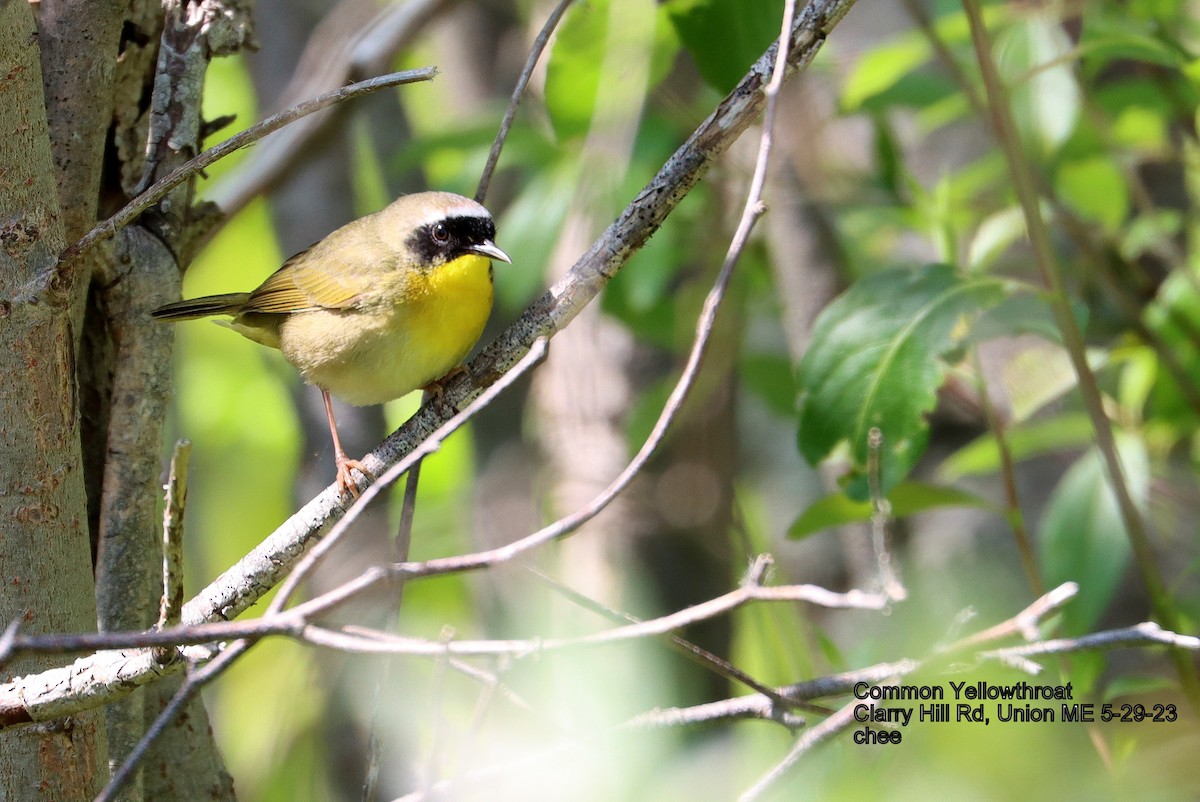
[241, 240, 386, 314]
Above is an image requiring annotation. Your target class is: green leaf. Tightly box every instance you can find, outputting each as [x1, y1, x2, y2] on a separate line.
[996, 12, 1080, 158]
[1038, 433, 1149, 634]
[665, 0, 783, 94]
[1003, 343, 1074, 424]
[796, 264, 1011, 499]
[789, 481, 993, 539]
[967, 206, 1026, 272]
[841, 35, 932, 112]
[1079, 12, 1187, 72]
[938, 413, 1095, 480]
[545, 0, 678, 141]
[741, 354, 798, 418]
[1055, 156, 1130, 232]
[967, 292, 1070, 345]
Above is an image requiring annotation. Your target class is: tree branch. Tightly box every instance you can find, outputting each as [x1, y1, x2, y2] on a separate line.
[60, 68, 438, 263]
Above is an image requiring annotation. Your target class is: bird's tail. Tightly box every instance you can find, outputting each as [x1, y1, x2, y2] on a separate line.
[151, 293, 251, 321]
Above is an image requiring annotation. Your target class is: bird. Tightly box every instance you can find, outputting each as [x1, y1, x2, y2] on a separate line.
[152, 191, 511, 497]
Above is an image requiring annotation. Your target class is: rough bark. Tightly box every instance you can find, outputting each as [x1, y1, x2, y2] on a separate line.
[100, 2, 250, 796]
[0, 3, 106, 798]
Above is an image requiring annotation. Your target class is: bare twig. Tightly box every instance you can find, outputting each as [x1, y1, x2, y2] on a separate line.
[157, 439, 192, 630]
[474, 0, 574, 204]
[982, 622, 1200, 664]
[623, 696, 806, 731]
[61, 68, 437, 262]
[297, 581, 887, 657]
[153, 439, 192, 665]
[866, 427, 905, 600]
[949, 582, 1078, 650]
[737, 696, 865, 802]
[363, 412, 425, 802]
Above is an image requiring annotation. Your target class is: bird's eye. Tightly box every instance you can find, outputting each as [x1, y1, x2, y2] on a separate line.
[431, 222, 450, 244]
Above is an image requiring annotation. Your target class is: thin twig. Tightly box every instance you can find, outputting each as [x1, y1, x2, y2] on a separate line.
[153, 439, 191, 664]
[211, 0, 454, 217]
[474, 0, 574, 204]
[526, 564, 802, 711]
[969, 349, 1044, 595]
[363, 423, 425, 802]
[866, 427, 905, 600]
[982, 622, 1200, 663]
[297, 581, 887, 657]
[61, 68, 437, 262]
[943, 581, 1078, 650]
[157, 439, 191, 630]
[737, 696, 866, 802]
[418, 626, 457, 797]
[623, 696, 806, 731]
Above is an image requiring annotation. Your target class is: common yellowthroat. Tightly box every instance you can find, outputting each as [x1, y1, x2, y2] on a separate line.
[152, 191, 511, 496]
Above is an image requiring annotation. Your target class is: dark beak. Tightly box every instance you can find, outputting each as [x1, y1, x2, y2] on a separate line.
[469, 240, 512, 264]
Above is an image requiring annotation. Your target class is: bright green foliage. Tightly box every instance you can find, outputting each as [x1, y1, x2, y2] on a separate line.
[995, 11, 1080, 159]
[1055, 156, 1130, 232]
[1039, 434, 1150, 634]
[544, 0, 679, 141]
[796, 264, 1010, 498]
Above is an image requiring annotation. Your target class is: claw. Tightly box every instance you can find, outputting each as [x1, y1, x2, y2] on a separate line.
[335, 456, 375, 499]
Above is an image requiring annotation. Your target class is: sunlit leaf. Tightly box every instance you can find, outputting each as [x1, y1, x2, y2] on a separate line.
[1055, 156, 1130, 231]
[796, 264, 1011, 499]
[1000, 342, 1111, 424]
[841, 35, 932, 112]
[789, 481, 993, 539]
[967, 206, 1027, 272]
[1038, 433, 1149, 634]
[996, 12, 1080, 158]
[545, 0, 678, 141]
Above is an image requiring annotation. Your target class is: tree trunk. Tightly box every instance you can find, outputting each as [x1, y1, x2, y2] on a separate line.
[1, 0, 250, 797]
[0, 3, 106, 797]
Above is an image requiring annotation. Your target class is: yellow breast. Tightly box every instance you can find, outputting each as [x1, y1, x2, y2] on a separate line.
[280, 254, 494, 405]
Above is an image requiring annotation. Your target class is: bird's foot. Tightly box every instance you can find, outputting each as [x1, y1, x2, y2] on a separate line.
[422, 364, 473, 411]
[336, 456, 375, 499]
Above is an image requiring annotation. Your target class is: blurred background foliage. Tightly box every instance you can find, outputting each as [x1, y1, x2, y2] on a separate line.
[166, 0, 1200, 798]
